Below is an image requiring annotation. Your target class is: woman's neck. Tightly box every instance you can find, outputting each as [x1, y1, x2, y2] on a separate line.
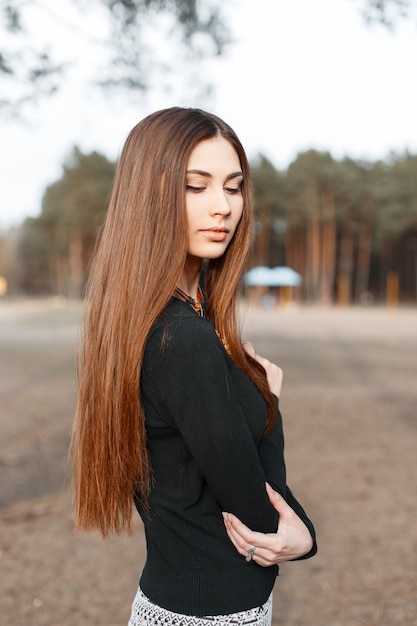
[177, 258, 202, 300]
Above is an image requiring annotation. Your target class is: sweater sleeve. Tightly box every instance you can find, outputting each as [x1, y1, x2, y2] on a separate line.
[142, 316, 278, 534]
[257, 397, 318, 559]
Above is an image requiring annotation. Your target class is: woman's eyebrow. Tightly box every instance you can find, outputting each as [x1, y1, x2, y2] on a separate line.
[186, 169, 243, 180]
[226, 171, 244, 181]
[186, 169, 212, 177]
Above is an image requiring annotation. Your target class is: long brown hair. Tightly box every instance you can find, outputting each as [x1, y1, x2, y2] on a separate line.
[71, 107, 276, 536]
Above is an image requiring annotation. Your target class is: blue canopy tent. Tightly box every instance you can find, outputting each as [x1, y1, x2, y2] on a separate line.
[244, 266, 302, 306]
[244, 266, 302, 287]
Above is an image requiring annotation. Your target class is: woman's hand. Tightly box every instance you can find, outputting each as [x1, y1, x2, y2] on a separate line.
[242, 342, 283, 397]
[223, 483, 313, 566]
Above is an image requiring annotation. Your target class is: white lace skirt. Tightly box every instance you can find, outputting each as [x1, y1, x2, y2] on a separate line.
[128, 587, 272, 626]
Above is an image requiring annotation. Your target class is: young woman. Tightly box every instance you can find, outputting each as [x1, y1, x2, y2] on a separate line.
[72, 107, 317, 626]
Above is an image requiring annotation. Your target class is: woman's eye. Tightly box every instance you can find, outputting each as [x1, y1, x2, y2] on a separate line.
[186, 185, 205, 192]
[225, 186, 242, 194]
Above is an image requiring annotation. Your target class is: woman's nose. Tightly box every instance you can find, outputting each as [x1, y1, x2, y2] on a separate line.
[209, 188, 231, 216]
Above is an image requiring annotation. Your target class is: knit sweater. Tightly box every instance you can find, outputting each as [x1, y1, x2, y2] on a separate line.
[134, 298, 317, 616]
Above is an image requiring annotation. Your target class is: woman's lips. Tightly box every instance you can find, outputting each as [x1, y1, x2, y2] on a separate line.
[201, 229, 228, 242]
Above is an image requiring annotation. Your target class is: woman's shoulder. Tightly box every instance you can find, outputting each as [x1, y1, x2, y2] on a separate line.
[146, 298, 219, 356]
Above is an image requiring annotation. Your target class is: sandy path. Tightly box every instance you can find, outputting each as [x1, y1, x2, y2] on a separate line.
[1, 300, 416, 625]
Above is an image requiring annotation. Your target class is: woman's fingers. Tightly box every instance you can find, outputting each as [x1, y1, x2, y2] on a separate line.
[223, 512, 274, 550]
[222, 512, 278, 566]
[242, 341, 256, 358]
[222, 512, 258, 554]
[265, 483, 291, 514]
[242, 343, 283, 397]
[223, 511, 252, 547]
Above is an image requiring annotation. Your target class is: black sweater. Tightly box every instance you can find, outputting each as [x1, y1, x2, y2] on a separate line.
[135, 298, 317, 616]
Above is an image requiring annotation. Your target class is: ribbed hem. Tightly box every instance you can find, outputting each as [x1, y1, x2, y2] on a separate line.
[140, 563, 278, 616]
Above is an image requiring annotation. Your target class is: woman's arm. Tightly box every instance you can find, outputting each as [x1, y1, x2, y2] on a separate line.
[142, 316, 279, 533]
[223, 483, 316, 565]
[236, 342, 317, 561]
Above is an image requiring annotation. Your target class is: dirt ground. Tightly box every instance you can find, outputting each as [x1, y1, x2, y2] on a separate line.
[1, 299, 416, 626]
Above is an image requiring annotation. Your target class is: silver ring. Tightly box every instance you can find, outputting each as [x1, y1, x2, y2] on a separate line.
[245, 545, 256, 562]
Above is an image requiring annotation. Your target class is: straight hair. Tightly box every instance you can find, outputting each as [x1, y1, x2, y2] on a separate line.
[71, 107, 276, 536]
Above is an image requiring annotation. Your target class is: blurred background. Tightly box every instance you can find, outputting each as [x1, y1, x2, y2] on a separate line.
[1, 0, 417, 305]
[0, 1, 416, 624]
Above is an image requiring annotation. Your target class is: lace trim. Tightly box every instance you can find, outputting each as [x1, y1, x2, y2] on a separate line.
[128, 587, 272, 626]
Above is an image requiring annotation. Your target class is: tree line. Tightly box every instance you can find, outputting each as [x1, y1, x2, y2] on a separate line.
[0, 146, 416, 304]
[250, 150, 417, 304]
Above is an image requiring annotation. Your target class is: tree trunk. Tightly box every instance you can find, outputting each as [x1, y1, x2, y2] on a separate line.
[68, 232, 84, 297]
[337, 227, 354, 305]
[354, 193, 373, 303]
[52, 255, 68, 297]
[285, 227, 303, 275]
[319, 187, 336, 304]
[305, 172, 321, 302]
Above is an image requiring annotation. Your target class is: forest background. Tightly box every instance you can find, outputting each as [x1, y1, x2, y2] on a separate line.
[1, 0, 417, 305]
[1, 145, 416, 304]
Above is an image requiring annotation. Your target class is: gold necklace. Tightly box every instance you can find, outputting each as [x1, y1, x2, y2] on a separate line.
[174, 286, 206, 318]
[174, 286, 230, 355]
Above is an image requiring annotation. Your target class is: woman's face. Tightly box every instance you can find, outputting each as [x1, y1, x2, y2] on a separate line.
[185, 136, 244, 261]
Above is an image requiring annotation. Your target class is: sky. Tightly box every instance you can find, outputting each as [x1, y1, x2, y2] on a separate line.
[1, 0, 417, 229]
